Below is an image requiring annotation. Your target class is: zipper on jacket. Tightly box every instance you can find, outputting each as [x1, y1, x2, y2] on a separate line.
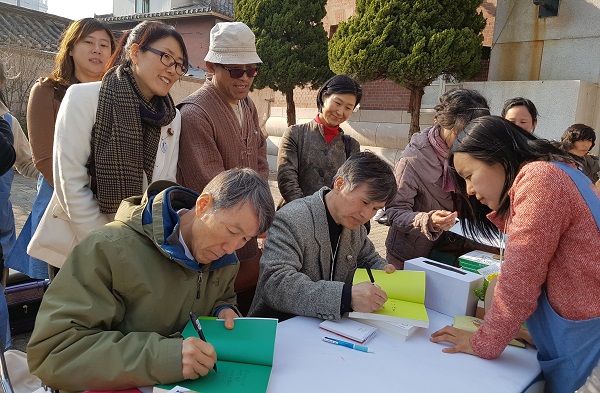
[196, 271, 203, 299]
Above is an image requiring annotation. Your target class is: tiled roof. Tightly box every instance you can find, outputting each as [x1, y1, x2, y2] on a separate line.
[0, 2, 71, 52]
[100, 0, 233, 22]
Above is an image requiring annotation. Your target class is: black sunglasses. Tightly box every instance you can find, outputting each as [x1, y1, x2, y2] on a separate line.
[219, 65, 259, 79]
[142, 46, 188, 76]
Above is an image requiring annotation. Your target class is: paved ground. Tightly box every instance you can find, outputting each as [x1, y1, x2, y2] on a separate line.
[7, 172, 390, 352]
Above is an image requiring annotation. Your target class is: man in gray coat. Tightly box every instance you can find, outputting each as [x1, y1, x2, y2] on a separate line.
[249, 152, 397, 321]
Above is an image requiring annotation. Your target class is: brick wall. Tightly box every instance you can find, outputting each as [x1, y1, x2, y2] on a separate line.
[360, 80, 411, 111]
[480, 0, 496, 47]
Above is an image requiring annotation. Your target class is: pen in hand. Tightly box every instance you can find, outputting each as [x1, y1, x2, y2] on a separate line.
[189, 311, 218, 373]
[365, 264, 376, 285]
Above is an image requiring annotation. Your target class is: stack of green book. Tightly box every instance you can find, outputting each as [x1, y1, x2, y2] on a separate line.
[458, 250, 501, 274]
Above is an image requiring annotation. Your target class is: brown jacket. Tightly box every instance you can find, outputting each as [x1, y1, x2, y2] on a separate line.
[27, 78, 69, 187]
[385, 126, 454, 265]
[277, 119, 359, 203]
[176, 79, 268, 193]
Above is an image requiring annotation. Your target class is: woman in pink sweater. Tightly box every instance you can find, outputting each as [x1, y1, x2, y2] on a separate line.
[430, 116, 600, 393]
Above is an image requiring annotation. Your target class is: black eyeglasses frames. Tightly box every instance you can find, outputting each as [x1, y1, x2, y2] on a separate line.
[142, 46, 188, 76]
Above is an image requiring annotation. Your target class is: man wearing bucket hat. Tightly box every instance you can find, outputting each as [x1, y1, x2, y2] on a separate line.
[177, 22, 269, 314]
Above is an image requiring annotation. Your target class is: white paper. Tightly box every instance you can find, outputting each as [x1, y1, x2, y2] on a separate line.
[449, 221, 507, 249]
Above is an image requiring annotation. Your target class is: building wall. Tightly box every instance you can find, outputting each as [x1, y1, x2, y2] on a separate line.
[112, 0, 135, 16]
[0, 0, 47, 12]
[489, 0, 600, 84]
[106, 15, 223, 69]
[170, 17, 218, 69]
[113, 0, 170, 16]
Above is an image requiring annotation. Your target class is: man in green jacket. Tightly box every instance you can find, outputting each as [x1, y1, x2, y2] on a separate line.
[27, 168, 274, 392]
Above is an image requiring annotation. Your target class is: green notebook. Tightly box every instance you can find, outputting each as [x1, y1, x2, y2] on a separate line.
[157, 317, 278, 393]
[348, 269, 429, 328]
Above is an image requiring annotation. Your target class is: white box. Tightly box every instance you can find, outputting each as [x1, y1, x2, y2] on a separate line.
[404, 257, 484, 317]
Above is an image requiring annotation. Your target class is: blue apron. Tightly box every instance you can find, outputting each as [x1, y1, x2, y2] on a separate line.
[525, 162, 600, 393]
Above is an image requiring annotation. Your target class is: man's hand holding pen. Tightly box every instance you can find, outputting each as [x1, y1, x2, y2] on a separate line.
[181, 337, 217, 380]
[351, 264, 396, 312]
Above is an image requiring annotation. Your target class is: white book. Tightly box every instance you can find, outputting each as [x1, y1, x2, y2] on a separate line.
[353, 318, 418, 341]
[319, 318, 378, 344]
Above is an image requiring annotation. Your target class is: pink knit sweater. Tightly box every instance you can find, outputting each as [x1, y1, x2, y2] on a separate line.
[471, 161, 600, 359]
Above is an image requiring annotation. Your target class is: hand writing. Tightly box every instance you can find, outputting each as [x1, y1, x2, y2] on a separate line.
[181, 337, 217, 379]
[351, 281, 388, 312]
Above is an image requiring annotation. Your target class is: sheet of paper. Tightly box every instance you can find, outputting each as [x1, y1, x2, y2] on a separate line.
[158, 361, 272, 393]
[449, 221, 507, 249]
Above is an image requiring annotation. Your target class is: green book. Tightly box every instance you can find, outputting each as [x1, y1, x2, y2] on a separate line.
[348, 269, 429, 328]
[157, 317, 277, 393]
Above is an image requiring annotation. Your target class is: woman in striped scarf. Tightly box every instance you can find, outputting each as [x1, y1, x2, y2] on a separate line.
[28, 20, 189, 270]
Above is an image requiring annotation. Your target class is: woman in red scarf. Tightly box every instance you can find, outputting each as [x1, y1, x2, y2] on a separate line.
[276, 75, 362, 207]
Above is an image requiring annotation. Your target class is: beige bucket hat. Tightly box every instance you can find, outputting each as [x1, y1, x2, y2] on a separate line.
[204, 22, 262, 65]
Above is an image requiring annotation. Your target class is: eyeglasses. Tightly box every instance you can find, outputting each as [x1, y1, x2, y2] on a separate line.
[142, 46, 188, 76]
[219, 65, 259, 79]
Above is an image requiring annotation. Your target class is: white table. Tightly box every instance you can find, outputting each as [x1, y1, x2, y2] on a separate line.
[268, 311, 542, 393]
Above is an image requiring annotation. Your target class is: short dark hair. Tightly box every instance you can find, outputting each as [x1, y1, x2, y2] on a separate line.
[449, 116, 572, 240]
[106, 21, 189, 72]
[434, 89, 490, 134]
[501, 97, 538, 122]
[561, 123, 596, 151]
[203, 168, 275, 234]
[317, 74, 362, 112]
[333, 151, 397, 205]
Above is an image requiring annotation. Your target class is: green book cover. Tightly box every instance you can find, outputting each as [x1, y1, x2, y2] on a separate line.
[348, 269, 429, 328]
[157, 317, 277, 393]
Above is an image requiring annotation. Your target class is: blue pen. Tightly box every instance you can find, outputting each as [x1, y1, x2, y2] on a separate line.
[322, 337, 372, 353]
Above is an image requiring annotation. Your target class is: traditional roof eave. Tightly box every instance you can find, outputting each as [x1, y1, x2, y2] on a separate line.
[0, 2, 71, 52]
[99, 9, 232, 23]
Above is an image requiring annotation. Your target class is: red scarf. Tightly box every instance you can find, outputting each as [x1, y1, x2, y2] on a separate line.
[315, 114, 339, 144]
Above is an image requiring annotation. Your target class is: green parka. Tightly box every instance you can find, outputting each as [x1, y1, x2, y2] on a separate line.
[27, 181, 239, 392]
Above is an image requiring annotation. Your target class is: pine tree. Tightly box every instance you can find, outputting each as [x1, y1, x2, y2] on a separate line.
[329, 0, 486, 136]
[235, 0, 333, 126]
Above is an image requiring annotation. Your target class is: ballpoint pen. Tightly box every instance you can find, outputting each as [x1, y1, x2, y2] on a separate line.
[365, 264, 376, 285]
[322, 337, 372, 353]
[189, 311, 218, 373]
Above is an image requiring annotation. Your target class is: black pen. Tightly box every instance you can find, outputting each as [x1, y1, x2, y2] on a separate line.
[365, 264, 376, 285]
[189, 311, 218, 373]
